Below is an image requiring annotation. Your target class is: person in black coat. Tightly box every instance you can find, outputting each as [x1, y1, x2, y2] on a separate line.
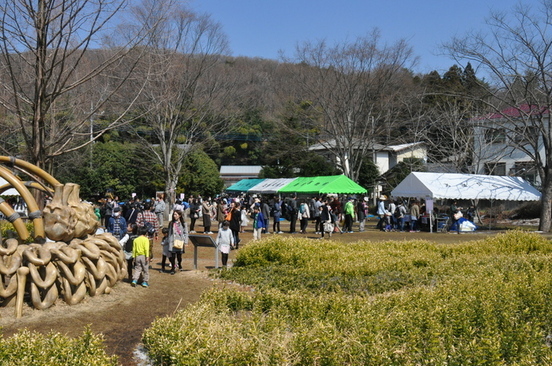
[228, 201, 242, 249]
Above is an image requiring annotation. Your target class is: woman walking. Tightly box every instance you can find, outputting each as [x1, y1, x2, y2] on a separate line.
[168, 210, 188, 274]
[272, 198, 282, 234]
[228, 201, 242, 249]
[320, 199, 334, 239]
[202, 199, 213, 234]
[189, 199, 200, 233]
[299, 200, 310, 234]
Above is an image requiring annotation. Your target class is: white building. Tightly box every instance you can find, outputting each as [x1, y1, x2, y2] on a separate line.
[472, 105, 542, 187]
[219, 165, 262, 187]
[308, 140, 427, 175]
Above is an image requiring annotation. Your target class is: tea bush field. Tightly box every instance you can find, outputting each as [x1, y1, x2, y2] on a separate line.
[143, 231, 552, 365]
[0, 327, 118, 365]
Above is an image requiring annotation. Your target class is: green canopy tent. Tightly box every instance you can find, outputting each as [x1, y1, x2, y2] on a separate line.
[225, 178, 266, 192]
[278, 175, 367, 195]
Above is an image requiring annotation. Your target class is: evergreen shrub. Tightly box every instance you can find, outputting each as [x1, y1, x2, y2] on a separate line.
[143, 231, 552, 365]
[0, 327, 118, 365]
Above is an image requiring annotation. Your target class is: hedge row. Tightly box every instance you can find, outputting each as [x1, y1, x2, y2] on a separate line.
[143, 231, 552, 365]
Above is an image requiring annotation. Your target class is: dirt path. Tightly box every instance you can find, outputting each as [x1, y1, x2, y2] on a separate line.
[0, 227, 495, 365]
[0, 244, 222, 366]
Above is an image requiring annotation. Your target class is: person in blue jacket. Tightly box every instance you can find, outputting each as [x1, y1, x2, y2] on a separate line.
[107, 206, 127, 240]
[252, 204, 265, 241]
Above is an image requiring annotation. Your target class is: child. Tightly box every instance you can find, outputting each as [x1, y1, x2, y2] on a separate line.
[160, 227, 172, 273]
[216, 220, 234, 268]
[131, 226, 150, 288]
[240, 206, 249, 233]
[252, 205, 265, 241]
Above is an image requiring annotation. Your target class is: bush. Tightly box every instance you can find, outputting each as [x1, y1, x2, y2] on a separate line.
[143, 231, 552, 365]
[0, 327, 118, 365]
[0, 220, 35, 243]
[509, 201, 542, 219]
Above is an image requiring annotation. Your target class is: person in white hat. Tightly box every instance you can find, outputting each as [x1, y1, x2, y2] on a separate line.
[376, 195, 388, 231]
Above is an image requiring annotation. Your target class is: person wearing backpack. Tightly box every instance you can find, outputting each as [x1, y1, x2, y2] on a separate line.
[395, 200, 407, 232]
[298, 200, 310, 234]
[131, 226, 150, 288]
[137, 201, 160, 238]
[136, 201, 159, 262]
[119, 223, 137, 281]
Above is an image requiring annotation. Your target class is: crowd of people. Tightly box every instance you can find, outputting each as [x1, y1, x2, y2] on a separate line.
[99, 191, 465, 288]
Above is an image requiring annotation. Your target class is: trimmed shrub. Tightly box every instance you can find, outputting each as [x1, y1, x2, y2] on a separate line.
[0, 327, 118, 365]
[143, 231, 552, 365]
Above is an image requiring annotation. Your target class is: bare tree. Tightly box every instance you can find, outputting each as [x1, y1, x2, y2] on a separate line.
[283, 30, 418, 182]
[130, 0, 234, 207]
[444, 1, 552, 231]
[0, 0, 153, 170]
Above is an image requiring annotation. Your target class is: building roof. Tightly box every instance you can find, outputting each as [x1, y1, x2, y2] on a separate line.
[475, 104, 549, 120]
[225, 178, 266, 192]
[308, 140, 424, 152]
[220, 165, 262, 175]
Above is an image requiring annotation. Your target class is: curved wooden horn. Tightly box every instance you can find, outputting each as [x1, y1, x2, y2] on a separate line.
[0, 156, 60, 187]
[23, 244, 52, 266]
[0, 166, 45, 242]
[0, 198, 29, 241]
[0, 238, 19, 256]
[61, 277, 87, 305]
[29, 281, 58, 310]
[0, 251, 22, 276]
[0, 273, 18, 298]
[27, 262, 58, 289]
[0, 181, 54, 196]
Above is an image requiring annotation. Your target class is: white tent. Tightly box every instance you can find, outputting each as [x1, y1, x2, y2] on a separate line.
[248, 178, 297, 194]
[0, 178, 20, 196]
[391, 172, 541, 201]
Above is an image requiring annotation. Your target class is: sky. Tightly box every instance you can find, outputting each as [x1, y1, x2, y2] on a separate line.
[191, 0, 532, 76]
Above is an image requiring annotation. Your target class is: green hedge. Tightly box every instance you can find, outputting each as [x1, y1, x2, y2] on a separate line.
[143, 231, 552, 365]
[0, 220, 35, 243]
[0, 327, 118, 365]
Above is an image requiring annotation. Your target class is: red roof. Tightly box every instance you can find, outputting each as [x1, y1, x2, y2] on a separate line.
[481, 104, 549, 120]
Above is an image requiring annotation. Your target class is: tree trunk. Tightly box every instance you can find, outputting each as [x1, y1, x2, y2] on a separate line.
[165, 178, 178, 216]
[539, 166, 552, 232]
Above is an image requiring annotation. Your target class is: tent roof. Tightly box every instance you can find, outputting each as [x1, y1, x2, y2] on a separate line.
[225, 178, 266, 192]
[0, 178, 20, 196]
[248, 178, 297, 194]
[391, 172, 541, 201]
[279, 175, 367, 195]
